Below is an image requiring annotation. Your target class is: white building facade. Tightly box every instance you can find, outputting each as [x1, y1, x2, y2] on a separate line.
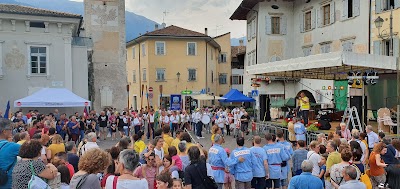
[231, 0, 370, 120]
[0, 4, 90, 109]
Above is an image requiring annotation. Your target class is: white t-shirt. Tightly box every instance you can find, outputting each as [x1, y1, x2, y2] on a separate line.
[105, 175, 148, 189]
[154, 148, 164, 160]
[81, 142, 99, 156]
[307, 151, 321, 176]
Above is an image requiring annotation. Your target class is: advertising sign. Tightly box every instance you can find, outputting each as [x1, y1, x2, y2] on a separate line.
[170, 94, 182, 110]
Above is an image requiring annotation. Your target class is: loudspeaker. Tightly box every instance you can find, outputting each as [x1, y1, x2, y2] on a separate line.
[349, 96, 367, 130]
[260, 95, 271, 121]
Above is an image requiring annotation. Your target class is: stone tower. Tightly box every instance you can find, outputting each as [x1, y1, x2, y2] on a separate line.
[84, 0, 127, 110]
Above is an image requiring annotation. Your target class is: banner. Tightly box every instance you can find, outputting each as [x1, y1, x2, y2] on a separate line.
[170, 94, 182, 111]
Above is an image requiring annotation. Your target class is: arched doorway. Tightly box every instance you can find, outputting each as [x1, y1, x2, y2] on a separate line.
[296, 90, 316, 103]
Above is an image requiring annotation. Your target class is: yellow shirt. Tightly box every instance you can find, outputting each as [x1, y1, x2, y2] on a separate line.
[47, 143, 66, 159]
[134, 140, 146, 154]
[326, 151, 342, 180]
[163, 134, 174, 146]
[17, 140, 26, 145]
[300, 96, 310, 110]
[362, 139, 369, 149]
[171, 138, 180, 150]
[211, 134, 215, 143]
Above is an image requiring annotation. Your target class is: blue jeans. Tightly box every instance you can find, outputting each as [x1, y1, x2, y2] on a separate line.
[80, 130, 85, 142]
[302, 110, 309, 125]
[123, 126, 129, 136]
[195, 122, 202, 137]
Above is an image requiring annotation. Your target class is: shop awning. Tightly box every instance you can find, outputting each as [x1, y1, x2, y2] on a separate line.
[247, 52, 398, 80]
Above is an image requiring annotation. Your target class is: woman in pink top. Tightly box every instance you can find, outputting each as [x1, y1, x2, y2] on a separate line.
[168, 146, 183, 171]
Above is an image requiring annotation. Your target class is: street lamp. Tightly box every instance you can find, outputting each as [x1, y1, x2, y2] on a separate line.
[374, 7, 393, 56]
[176, 72, 181, 82]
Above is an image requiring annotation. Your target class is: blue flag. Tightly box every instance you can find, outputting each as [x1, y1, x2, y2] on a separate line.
[4, 100, 10, 119]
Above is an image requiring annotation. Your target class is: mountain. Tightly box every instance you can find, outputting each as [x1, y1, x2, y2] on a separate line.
[1, 0, 243, 45]
[1, 0, 158, 41]
[230, 37, 247, 46]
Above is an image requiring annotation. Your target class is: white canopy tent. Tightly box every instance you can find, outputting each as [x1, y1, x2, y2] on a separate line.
[192, 94, 226, 100]
[14, 88, 90, 108]
[247, 52, 398, 79]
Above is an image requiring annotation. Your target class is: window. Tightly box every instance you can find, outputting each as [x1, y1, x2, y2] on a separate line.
[305, 11, 312, 31]
[219, 73, 227, 84]
[342, 41, 353, 52]
[156, 68, 165, 81]
[30, 46, 47, 74]
[187, 42, 196, 56]
[211, 71, 214, 83]
[320, 43, 331, 53]
[155, 41, 165, 55]
[188, 69, 196, 81]
[231, 75, 243, 85]
[271, 17, 280, 34]
[252, 19, 256, 38]
[142, 68, 147, 81]
[384, 0, 395, 11]
[133, 70, 136, 82]
[219, 53, 227, 63]
[323, 4, 330, 25]
[132, 47, 135, 59]
[247, 22, 252, 41]
[30, 22, 45, 28]
[303, 47, 312, 56]
[383, 40, 391, 56]
[141, 43, 146, 56]
[343, 0, 360, 19]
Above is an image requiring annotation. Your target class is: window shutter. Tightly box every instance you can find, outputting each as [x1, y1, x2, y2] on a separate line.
[252, 19, 256, 37]
[330, 1, 335, 24]
[311, 9, 316, 29]
[280, 15, 287, 35]
[376, 0, 382, 13]
[395, 0, 400, 8]
[317, 8, 322, 28]
[393, 37, 400, 57]
[300, 13, 305, 32]
[247, 23, 251, 40]
[266, 15, 272, 35]
[342, 0, 348, 19]
[373, 41, 382, 55]
[353, 0, 360, 17]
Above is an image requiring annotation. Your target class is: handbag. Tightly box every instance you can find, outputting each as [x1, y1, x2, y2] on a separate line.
[194, 163, 217, 189]
[28, 162, 50, 189]
[0, 142, 16, 186]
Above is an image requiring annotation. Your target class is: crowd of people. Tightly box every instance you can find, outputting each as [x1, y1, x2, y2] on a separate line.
[1, 106, 400, 189]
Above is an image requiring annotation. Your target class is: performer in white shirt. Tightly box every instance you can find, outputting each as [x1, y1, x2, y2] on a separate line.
[160, 111, 170, 128]
[180, 110, 189, 130]
[233, 111, 241, 138]
[147, 110, 155, 139]
[193, 109, 204, 139]
[170, 111, 179, 137]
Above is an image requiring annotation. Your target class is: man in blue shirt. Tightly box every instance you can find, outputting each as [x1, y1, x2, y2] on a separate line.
[0, 118, 21, 189]
[288, 160, 324, 189]
[277, 130, 293, 189]
[209, 134, 243, 189]
[250, 136, 269, 189]
[264, 133, 290, 189]
[293, 118, 306, 141]
[229, 137, 253, 189]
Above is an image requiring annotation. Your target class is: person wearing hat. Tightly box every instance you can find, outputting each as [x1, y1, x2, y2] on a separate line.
[208, 134, 243, 189]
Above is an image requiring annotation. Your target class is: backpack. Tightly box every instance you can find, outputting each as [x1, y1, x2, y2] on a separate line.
[193, 163, 217, 189]
[352, 165, 372, 189]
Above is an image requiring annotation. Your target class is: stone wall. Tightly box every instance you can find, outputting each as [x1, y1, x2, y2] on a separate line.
[84, 0, 127, 110]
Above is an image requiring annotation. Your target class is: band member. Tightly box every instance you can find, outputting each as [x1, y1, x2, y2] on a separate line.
[170, 111, 179, 137]
[147, 110, 155, 139]
[193, 109, 203, 139]
[159, 111, 170, 128]
[180, 110, 189, 130]
[263, 133, 290, 189]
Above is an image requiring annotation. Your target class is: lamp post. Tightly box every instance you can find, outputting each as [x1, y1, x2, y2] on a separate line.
[176, 72, 181, 82]
[374, 7, 393, 56]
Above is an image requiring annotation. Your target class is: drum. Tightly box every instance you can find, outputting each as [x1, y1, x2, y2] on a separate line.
[201, 116, 211, 124]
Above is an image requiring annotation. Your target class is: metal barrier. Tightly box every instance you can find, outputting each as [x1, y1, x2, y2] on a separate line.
[256, 122, 327, 144]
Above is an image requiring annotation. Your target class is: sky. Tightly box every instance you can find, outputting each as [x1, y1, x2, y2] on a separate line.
[71, 0, 246, 38]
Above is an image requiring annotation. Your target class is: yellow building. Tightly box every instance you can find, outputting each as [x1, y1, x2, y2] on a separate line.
[126, 25, 231, 110]
[371, 1, 400, 56]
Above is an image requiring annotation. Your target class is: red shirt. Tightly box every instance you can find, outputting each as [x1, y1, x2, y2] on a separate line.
[29, 127, 37, 139]
[66, 163, 75, 179]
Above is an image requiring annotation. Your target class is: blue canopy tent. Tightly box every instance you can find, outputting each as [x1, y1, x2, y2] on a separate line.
[219, 89, 255, 103]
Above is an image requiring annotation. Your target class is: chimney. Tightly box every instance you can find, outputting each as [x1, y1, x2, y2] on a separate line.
[155, 24, 159, 30]
[239, 39, 244, 46]
[205, 28, 208, 35]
